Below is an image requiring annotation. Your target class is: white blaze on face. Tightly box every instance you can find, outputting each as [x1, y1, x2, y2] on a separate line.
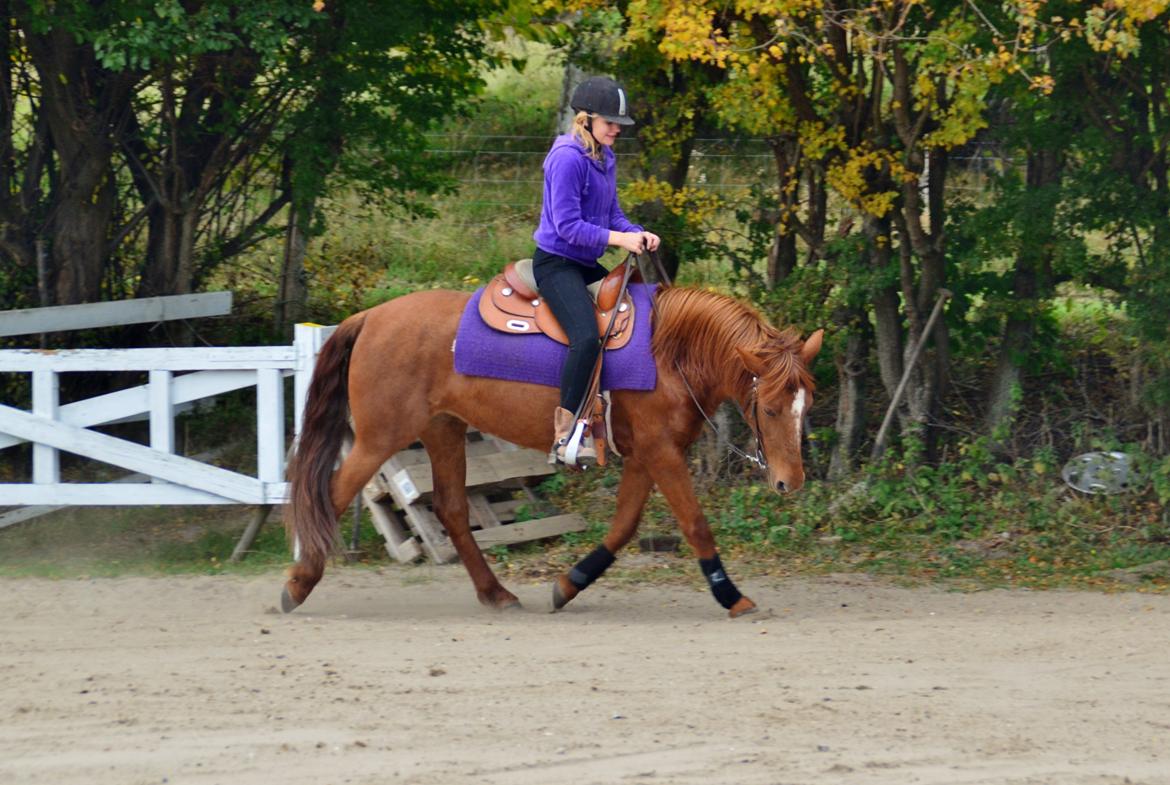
[791, 387, 807, 448]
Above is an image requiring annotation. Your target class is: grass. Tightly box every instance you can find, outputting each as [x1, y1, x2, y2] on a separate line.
[2, 457, 1166, 594]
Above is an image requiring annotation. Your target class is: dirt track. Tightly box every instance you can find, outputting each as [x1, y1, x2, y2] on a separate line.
[2, 565, 1169, 785]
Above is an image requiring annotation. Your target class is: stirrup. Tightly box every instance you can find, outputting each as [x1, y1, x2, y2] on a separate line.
[551, 420, 597, 469]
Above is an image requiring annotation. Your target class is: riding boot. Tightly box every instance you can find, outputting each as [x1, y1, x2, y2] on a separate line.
[549, 406, 597, 468]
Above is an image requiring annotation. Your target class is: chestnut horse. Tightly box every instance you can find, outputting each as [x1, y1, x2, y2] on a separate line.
[283, 285, 823, 617]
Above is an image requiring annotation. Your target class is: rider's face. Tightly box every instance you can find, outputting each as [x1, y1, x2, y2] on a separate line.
[590, 116, 622, 146]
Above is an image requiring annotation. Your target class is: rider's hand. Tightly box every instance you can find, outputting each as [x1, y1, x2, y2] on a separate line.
[609, 231, 647, 254]
[609, 230, 660, 254]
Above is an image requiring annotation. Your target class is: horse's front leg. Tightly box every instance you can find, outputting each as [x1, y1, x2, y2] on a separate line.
[551, 456, 655, 611]
[646, 453, 757, 618]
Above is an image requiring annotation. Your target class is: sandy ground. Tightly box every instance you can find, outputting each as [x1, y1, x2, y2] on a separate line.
[1, 565, 1169, 785]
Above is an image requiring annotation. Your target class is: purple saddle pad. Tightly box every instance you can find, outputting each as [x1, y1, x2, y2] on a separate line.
[454, 282, 657, 391]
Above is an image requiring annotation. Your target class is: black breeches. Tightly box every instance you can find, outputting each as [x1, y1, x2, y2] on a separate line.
[532, 249, 607, 412]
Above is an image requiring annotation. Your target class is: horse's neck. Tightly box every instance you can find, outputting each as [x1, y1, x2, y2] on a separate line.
[670, 340, 751, 412]
[657, 287, 763, 409]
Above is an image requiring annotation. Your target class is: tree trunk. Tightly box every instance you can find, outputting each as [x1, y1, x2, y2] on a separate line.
[767, 135, 800, 287]
[829, 308, 870, 479]
[985, 148, 1062, 442]
[276, 198, 313, 340]
[139, 199, 200, 298]
[46, 177, 116, 303]
[22, 28, 132, 305]
[558, 61, 585, 135]
[865, 215, 903, 403]
[655, 133, 694, 282]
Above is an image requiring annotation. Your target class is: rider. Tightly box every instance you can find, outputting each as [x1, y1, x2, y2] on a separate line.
[532, 75, 660, 467]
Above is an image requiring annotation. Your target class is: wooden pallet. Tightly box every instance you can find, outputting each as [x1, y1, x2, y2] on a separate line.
[361, 433, 587, 563]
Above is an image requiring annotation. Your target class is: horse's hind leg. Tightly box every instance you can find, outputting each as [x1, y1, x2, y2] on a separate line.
[552, 456, 655, 611]
[421, 415, 520, 611]
[284, 434, 406, 610]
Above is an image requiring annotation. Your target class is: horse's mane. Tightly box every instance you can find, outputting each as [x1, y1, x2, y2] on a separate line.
[651, 287, 815, 392]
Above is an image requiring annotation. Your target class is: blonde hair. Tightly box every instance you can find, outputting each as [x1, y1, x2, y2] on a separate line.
[570, 111, 604, 161]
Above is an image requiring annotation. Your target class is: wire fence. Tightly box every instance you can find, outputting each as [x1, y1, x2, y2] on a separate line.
[424, 133, 777, 209]
[423, 133, 1012, 208]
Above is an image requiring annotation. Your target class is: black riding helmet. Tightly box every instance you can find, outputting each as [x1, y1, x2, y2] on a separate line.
[570, 76, 635, 126]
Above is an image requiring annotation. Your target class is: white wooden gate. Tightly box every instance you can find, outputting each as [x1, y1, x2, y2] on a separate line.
[0, 323, 334, 506]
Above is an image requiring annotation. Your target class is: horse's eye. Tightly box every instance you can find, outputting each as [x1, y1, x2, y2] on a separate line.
[763, 408, 776, 417]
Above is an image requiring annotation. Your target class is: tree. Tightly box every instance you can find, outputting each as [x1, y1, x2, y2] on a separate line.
[609, 0, 1052, 466]
[1, 0, 505, 324]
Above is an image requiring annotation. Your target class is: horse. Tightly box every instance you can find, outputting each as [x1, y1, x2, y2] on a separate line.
[283, 283, 823, 617]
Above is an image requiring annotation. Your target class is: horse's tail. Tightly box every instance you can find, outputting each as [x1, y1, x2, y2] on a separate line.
[284, 314, 366, 565]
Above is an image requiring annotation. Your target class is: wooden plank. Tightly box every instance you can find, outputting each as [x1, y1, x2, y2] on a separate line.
[398, 502, 457, 563]
[361, 487, 422, 563]
[0, 503, 67, 529]
[256, 368, 284, 483]
[489, 498, 525, 523]
[0, 292, 233, 337]
[0, 449, 229, 524]
[370, 453, 456, 563]
[0, 403, 266, 503]
[401, 451, 554, 498]
[472, 514, 588, 548]
[0, 484, 244, 505]
[362, 436, 578, 563]
[0, 346, 296, 372]
[31, 371, 59, 484]
[468, 493, 501, 529]
[293, 323, 335, 437]
[149, 370, 175, 456]
[0, 369, 269, 451]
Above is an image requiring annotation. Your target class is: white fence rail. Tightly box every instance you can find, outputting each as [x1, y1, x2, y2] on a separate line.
[0, 323, 335, 506]
[0, 292, 233, 337]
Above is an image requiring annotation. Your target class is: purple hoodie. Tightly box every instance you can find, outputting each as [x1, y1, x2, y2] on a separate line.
[532, 134, 642, 266]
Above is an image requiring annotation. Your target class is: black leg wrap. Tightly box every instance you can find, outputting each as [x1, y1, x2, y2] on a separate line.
[699, 554, 743, 610]
[568, 545, 616, 590]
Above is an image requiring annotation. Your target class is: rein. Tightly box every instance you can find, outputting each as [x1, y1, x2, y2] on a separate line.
[635, 249, 769, 470]
[676, 370, 769, 470]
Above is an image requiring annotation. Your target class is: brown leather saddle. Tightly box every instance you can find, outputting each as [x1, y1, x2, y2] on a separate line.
[478, 258, 637, 349]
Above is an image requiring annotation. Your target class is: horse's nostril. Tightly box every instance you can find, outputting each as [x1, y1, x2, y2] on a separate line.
[775, 480, 787, 493]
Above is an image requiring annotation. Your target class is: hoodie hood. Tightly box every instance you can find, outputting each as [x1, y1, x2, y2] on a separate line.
[550, 133, 613, 173]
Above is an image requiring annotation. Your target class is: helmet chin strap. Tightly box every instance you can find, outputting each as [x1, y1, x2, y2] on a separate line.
[585, 114, 600, 142]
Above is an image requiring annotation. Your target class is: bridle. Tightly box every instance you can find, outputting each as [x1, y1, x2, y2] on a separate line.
[631, 250, 776, 472]
[673, 369, 772, 467]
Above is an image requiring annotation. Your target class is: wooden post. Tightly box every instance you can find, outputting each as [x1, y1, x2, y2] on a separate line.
[31, 370, 59, 485]
[230, 505, 272, 562]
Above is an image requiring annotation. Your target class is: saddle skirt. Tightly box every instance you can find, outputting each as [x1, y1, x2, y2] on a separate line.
[477, 258, 636, 350]
[453, 282, 659, 393]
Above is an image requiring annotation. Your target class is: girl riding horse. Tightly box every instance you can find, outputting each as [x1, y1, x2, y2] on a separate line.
[532, 76, 660, 467]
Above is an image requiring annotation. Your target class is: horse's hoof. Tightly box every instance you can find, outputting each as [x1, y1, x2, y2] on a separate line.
[728, 596, 757, 618]
[478, 589, 522, 611]
[551, 575, 579, 612]
[280, 587, 301, 614]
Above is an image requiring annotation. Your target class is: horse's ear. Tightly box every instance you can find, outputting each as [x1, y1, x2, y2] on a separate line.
[800, 329, 824, 365]
[735, 346, 768, 377]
